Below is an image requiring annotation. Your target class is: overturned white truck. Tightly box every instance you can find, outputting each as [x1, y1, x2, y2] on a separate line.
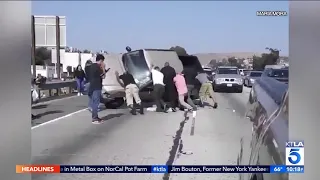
[100, 48, 203, 109]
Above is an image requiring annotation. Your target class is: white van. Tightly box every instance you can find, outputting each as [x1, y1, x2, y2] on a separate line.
[99, 49, 199, 108]
[99, 53, 126, 108]
[121, 49, 183, 91]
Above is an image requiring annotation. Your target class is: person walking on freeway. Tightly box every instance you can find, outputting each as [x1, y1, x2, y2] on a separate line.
[115, 70, 144, 115]
[161, 62, 178, 112]
[84, 60, 95, 111]
[151, 66, 168, 113]
[74, 65, 86, 96]
[173, 73, 197, 112]
[88, 54, 107, 124]
[196, 71, 218, 108]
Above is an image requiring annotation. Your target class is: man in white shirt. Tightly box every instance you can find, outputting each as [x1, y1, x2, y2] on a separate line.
[151, 66, 168, 113]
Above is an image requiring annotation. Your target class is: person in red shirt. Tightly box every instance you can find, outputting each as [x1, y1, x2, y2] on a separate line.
[173, 73, 197, 111]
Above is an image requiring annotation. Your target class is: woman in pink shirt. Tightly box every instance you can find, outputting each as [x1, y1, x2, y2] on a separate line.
[173, 73, 197, 111]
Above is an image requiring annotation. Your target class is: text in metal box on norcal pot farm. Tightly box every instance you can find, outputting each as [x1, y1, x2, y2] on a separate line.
[286, 141, 304, 166]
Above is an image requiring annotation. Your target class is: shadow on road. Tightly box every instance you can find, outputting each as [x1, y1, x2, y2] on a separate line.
[32, 110, 64, 120]
[32, 104, 48, 109]
[101, 113, 124, 121]
[37, 93, 77, 103]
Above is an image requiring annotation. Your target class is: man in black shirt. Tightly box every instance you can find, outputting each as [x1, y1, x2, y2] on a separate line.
[88, 54, 106, 124]
[161, 62, 178, 112]
[115, 70, 144, 115]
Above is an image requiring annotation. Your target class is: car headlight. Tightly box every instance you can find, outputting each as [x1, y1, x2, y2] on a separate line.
[236, 78, 243, 83]
[215, 78, 223, 83]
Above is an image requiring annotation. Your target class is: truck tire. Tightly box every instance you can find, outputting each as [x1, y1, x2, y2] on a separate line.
[237, 86, 243, 93]
[104, 97, 125, 109]
[213, 83, 218, 92]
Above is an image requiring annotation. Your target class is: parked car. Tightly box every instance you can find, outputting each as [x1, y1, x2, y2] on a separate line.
[262, 68, 288, 84]
[213, 66, 243, 93]
[122, 49, 203, 101]
[243, 71, 262, 87]
[238, 77, 288, 180]
[243, 69, 251, 76]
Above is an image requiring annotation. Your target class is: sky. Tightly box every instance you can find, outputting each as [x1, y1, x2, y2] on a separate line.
[32, 1, 289, 55]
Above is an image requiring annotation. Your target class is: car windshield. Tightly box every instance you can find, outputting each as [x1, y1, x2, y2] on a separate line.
[243, 70, 250, 75]
[217, 68, 238, 74]
[271, 69, 288, 78]
[250, 72, 262, 77]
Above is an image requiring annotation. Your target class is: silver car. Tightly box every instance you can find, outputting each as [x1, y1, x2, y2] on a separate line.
[243, 71, 262, 87]
[213, 66, 243, 93]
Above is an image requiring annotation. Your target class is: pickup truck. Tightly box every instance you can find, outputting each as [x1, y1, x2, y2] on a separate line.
[238, 77, 289, 180]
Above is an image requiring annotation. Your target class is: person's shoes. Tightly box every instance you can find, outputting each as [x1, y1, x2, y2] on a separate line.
[171, 107, 177, 112]
[183, 109, 189, 118]
[138, 103, 144, 114]
[156, 108, 168, 113]
[163, 104, 169, 112]
[92, 118, 104, 124]
[199, 101, 204, 108]
[213, 102, 218, 109]
[129, 105, 137, 115]
[77, 93, 81, 96]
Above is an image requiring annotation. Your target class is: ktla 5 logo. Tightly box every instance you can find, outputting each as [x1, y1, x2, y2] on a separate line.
[286, 141, 304, 166]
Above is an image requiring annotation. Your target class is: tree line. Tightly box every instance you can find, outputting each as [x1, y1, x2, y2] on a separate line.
[168, 46, 281, 70]
[33, 46, 281, 70]
[252, 48, 280, 70]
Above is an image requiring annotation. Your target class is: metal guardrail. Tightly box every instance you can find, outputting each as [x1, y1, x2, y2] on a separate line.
[36, 80, 77, 100]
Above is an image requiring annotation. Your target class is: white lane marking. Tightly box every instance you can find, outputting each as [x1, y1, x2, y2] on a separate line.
[31, 108, 88, 130]
[32, 95, 79, 106]
[272, 139, 278, 148]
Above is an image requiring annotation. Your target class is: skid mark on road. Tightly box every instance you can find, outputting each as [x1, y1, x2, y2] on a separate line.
[162, 113, 189, 180]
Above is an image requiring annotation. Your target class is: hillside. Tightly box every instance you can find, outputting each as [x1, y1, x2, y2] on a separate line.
[192, 52, 262, 65]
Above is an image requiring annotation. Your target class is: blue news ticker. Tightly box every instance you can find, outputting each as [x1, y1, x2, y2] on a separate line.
[59, 165, 275, 173]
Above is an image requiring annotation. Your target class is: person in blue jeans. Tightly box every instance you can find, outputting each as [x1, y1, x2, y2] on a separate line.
[88, 54, 106, 124]
[84, 60, 94, 110]
[74, 65, 86, 96]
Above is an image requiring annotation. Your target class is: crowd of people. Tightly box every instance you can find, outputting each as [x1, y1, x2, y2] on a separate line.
[66, 54, 218, 124]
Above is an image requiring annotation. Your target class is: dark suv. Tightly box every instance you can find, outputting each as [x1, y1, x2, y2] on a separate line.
[262, 68, 288, 84]
[238, 77, 289, 180]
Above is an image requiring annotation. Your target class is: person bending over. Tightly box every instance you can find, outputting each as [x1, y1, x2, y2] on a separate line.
[151, 66, 168, 113]
[116, 70, 144, 115]
[173, 73, 197, 112]
[196, 71, 218, 108]
[161, 62, 178, 112]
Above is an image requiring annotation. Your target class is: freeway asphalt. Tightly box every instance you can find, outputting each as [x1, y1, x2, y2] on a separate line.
[31, 87, 253, 180]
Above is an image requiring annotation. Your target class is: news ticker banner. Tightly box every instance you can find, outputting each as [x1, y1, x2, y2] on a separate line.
[16, 165, 304, 174]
